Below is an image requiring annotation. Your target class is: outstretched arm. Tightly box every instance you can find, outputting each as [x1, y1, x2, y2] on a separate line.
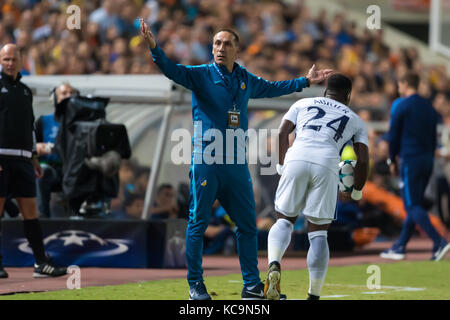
[249, 64, 333, 99]
[140, 19, 201, 91]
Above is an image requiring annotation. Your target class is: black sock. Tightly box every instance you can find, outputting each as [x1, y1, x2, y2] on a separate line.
[23, 219, 47, 265]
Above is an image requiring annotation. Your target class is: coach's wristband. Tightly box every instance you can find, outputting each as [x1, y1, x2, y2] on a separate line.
[276, 164, 284, 176]
[351, 189, 363, 201]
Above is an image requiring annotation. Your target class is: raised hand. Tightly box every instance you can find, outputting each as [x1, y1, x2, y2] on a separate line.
[140, 18, 156, 49]
[306, 64, 334, 85]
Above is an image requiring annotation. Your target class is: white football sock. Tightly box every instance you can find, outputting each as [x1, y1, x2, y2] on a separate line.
[267, 218, 294, 264]
[307, 230, 329, 297]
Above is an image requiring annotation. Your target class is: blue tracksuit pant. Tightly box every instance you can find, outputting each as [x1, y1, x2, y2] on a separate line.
[395, 155, 442, 250]
[186, 162, 260, 287]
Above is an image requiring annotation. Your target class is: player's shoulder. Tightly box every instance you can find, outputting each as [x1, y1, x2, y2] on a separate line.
[291, 97, 315, 109]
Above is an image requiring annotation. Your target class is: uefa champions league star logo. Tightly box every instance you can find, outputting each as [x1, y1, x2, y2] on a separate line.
[17, 230, 132, 258]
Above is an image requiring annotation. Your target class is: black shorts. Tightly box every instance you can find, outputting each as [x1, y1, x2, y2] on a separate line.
[0, 158, 36, 198]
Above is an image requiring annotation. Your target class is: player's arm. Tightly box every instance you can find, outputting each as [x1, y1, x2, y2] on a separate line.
[277, 119, 295, 175]
[353, 142, 369, 192]
[350, 118, 370, 200]
[140, 19, 199, 91]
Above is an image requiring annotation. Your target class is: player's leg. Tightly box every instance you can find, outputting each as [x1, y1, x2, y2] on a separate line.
[185, 163, 218, 299]
[402, 158, 448, 259]
[265, 160, 309, 299]
[302, 163, 338, 300]
[218, 164, 261, 299]
[14, 160, 66, 277]
[0, 197, 7, 279]
[0, 159, 9, 278]
[305, 218, 331, 300]
[381, 159, 419, 259]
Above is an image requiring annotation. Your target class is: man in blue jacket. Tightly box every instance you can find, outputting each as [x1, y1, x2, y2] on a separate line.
[141, 19, 332, 300]
[381, 72, 450, 262]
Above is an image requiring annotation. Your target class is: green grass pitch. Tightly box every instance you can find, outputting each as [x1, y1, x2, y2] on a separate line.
[1, 260, 449, 300]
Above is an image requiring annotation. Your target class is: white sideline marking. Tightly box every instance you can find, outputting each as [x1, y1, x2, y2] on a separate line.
[362, 291, 386, 294]
[321, 295, 350, 298]
[325, 283, 426, 292]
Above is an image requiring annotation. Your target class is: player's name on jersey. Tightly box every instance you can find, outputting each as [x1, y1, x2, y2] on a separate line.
[313, 98, 350, 114]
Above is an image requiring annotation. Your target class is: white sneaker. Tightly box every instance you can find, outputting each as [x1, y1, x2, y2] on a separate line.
[380, 248, 405, 260]
[432, 242, 450, 261]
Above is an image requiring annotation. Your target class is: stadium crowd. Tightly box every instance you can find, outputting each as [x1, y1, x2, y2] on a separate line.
[1, 0, 449, 250]
[0, 0, 449, 119]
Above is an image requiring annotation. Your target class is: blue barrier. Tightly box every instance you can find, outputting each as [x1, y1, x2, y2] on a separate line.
[1, 218, 187, 268]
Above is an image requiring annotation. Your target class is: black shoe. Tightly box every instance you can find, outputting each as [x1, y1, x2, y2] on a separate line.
[242, 282, 265, 300]
[189, 281, 212, 300]
[0, 266, 8, 279]
[0, 254, 8, 279]
[33, 257, 67, 278]
[307, 293, 320, 300]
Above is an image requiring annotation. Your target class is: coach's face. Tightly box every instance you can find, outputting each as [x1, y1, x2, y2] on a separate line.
[212, 31, 239, 71]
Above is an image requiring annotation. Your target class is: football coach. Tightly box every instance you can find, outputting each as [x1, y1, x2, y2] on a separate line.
[141, 20, 332, 299]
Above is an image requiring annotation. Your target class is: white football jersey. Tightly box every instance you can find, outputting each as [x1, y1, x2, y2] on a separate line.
[282, 97, 368, 175]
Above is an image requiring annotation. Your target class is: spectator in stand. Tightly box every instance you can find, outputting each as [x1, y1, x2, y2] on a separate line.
[110, 159, 139, 212]
[203, 200, 236, 255]
[149, 183, 179, 220]
[110, 192, 145, 220]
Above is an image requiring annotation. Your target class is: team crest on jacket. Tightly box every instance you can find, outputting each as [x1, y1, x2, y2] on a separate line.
[240, 81, 246, 90]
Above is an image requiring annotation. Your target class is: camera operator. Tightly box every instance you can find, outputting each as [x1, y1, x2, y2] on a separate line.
[0, 44, 67, 278]
[35, 83, 78, 217]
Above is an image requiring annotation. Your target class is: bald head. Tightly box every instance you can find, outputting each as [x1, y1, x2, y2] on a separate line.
[55, 82, 78, 104]
[0, 44, 21, 79]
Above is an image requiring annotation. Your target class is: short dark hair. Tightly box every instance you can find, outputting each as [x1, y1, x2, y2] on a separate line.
[123, 193, 145, 208]
[400, 72, 420, 90]
[157, 183, 174, 195]
[326, 73, 352, 96]
[214, 28, 240, 46]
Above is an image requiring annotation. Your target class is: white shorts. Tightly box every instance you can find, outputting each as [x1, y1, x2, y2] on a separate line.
[274, 160, 339, 225]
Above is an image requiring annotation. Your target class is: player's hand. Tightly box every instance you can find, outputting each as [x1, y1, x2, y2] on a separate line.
[389, 162, 398, 177]
[140, 18, 156, 49]
[36, 142, 53, 155]
[276, 163, 284, 175]
[306, 64, 333, 85]
[339, 191, 352, 202]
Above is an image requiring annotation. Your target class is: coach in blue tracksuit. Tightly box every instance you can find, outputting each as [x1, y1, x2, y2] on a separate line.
[140, 20, 332, 300]
[381, 72, 450, 262]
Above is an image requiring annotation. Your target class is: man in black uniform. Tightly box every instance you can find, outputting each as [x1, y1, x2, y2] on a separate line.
[0, 44, 67, 279]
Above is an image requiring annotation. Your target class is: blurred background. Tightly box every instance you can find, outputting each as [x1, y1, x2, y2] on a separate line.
[2, 0, 450, 254]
